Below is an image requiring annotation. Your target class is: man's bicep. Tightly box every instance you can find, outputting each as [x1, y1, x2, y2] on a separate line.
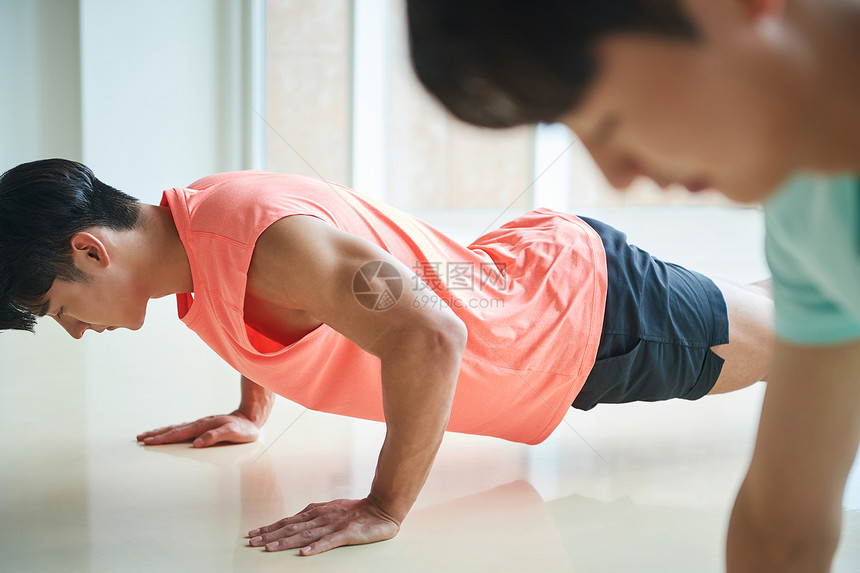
[248, 215, 452, 353]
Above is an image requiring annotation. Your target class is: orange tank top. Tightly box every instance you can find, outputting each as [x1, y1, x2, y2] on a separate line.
[162, 171, 607, 445]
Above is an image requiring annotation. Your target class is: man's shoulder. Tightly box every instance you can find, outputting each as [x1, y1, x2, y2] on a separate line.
[186, 170, 332, 193]
[178, 172, 338, 246]
[187, 170, 275, 191]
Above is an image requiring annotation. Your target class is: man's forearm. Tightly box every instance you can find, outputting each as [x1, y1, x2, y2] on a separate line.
[238, 375, 275, 427]
[368, 324, 466, 522]
[727, 340, 860, 572]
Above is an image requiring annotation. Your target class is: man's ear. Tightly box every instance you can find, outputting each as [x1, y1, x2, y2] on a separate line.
[70, 232, 111, 269]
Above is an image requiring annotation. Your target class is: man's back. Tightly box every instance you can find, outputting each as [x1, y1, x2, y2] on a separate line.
[162, 170, 607, 444]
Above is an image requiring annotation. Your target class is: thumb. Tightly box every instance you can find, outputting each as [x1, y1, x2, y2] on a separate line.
[193, 428, 225, 448]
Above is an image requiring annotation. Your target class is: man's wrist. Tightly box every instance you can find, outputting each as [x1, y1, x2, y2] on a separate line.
[234, 405, 266, 427]
[366, 490, 408, 525]
[237, 377, 275, 427]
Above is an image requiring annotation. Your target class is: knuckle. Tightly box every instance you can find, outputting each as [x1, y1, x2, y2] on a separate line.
[300, 529, 316, 540]
[300, 509, 317, 520]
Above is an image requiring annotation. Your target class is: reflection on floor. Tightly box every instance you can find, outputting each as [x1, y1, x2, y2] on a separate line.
[1, 206, 858, 572]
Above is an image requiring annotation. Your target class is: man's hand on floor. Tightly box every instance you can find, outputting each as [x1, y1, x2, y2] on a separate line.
[136, 411, 260, 447]
[248, 498, 400, 556]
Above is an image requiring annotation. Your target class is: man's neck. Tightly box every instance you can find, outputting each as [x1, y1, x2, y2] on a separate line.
[133, 204, 194, 299]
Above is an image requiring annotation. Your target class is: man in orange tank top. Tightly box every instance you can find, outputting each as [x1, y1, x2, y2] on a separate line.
[0, 159, 772, 555]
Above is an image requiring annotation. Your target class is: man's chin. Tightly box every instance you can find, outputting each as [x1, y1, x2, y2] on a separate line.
[718, 169, 797, 204]
[723, 186, 781, 205]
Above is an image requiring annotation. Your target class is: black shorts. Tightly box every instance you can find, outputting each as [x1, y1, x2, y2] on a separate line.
[572, 217, 730, 411]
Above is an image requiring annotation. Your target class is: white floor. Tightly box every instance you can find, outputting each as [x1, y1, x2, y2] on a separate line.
[2, 206, 859, 573]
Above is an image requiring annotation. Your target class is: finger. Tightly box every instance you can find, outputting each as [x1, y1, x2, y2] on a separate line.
[193, 426, 243, 448]
[141, 426, 198, 445]
[262, 527, 333, 553]
[138, 423, 198, 442]
[195, 423, 258, 448]
[136, 424, 184, 441]
[137, 416, 221, 441]
[248, 518, 324, 547]
[141, 419, 220, 445]
[300, 530, 352, 556]
[192, 429, 220, 448]
[249, 506, 320, 536]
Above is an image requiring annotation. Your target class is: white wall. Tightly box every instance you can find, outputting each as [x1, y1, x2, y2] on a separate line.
[79, 0, 257, 203]
[0, 0, 259, 202]
[0, 0, 83, 168]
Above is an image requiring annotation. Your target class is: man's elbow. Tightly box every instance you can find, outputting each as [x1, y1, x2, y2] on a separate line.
[393, 314, 467, 365]
[441, 314, 468, 353]
[418, 315, 467, 361]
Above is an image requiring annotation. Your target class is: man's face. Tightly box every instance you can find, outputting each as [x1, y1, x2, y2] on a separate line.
[44, 274, 146, 339]
[561, 0, 807, 203]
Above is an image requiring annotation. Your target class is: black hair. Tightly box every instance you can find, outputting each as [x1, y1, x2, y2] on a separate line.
[0, 158, 141, 332]
[407, 0, 699, 128]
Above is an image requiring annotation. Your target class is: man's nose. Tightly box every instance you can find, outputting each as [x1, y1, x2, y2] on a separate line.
[54, 315, 89, 339]
[68, 320, 89, 339]
[581, 139, 643, 190]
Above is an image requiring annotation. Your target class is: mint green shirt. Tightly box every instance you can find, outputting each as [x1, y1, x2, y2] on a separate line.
[764, 173, 860, 345]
